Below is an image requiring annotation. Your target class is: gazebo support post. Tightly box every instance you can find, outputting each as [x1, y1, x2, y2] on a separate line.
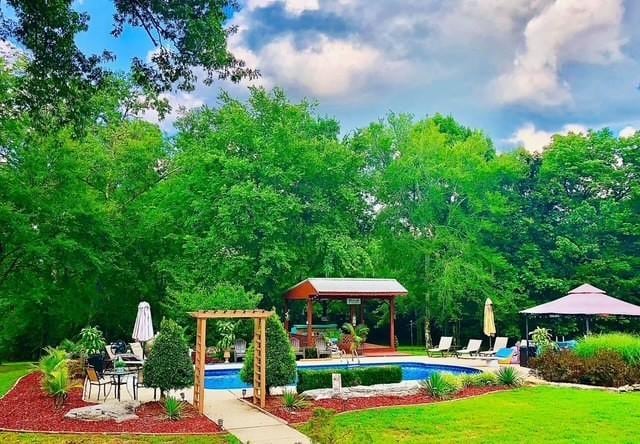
[390, 296, 396, 352]
[585, 317, 590, 335]
[307, 297, 314, 347]
[525, 316, 529, 348]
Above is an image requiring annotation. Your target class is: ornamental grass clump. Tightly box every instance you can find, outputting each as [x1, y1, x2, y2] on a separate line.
[575, 333, 640, 366]
[163, 396, 184, 421]
[495, 366, 522, 387]
[420, 372, 461, 399]
[461, 372, 498, 388]
[281, 389, 310, 411]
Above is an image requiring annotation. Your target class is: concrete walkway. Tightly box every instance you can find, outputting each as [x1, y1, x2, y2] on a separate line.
[203, 389, 311, 444]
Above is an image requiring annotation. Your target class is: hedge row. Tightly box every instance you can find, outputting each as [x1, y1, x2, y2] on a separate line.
[296, 365, 402, 393]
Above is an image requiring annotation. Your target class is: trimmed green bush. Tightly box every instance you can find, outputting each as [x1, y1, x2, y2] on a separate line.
[143, 319, 194, 396]
[420, 372, 460, 399]
[296, 365, 402, 393]
[240, 315, 297, 391]
[575, 333, 640, 366]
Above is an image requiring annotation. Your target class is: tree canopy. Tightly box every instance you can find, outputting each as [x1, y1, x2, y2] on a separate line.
[0, 54, 638, 358]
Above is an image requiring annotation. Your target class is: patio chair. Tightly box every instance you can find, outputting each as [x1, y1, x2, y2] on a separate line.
[129, 342, 144, 361]
[427, 336, 453, 357]
[84, 366, 112, 401]
[455, 339, 482, 357]
[479, 336, 508, 356]
[133, 368, 157, 401]
[290, 337, 304, 359]
[234, 339, 247, 362]
[315, 337, 332, 358]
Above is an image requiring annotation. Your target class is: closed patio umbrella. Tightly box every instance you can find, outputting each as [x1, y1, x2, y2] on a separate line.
[483, 298, 496, 349]
[132, 301, 154, 358]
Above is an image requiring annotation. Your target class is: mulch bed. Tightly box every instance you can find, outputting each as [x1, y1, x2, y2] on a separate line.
[265, 386, 508, 424]
[0, 373, 221, 434]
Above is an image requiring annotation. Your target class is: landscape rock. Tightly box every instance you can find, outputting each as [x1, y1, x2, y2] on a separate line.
[65, 400, 141, 423]
[301, 381, 422, 400]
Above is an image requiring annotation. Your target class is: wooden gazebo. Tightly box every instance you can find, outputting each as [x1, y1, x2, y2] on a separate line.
[284, 278, 408, 353]
[190, 309, 274, 412]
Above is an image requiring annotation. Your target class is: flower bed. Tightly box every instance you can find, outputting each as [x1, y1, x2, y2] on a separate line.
[264, 386, 508, 424]
[0, 373, 220, 434]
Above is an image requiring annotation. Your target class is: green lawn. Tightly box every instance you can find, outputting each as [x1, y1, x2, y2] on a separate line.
[397, 345, 427, 356]
[0, 362, 34, 397]
[304, 386, 640, 443]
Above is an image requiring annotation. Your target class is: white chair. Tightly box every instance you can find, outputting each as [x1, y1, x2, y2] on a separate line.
[234, 339, 247, 362]
[479, 337, 508, 356]
[427, 336, 453, 356]
[455, 339, 482, 357]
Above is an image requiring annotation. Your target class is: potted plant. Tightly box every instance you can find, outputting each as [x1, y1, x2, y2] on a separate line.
[341, 322, 370, 357]
[216, 321, 236, 364]
[114, 357, 126, 373]
[78, 326, 107, 373]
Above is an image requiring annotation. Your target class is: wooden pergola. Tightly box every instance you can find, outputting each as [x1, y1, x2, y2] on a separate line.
[284, 278, 408, 353]
[189, 309, 274, 413]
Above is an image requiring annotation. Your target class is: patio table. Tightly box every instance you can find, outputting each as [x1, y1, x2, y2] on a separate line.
[103, 369, 136, 401]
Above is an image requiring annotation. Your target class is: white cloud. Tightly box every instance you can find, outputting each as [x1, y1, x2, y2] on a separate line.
[236, 34, 412, 98]
[139, 92, 204, 132]
[245, 0, 319, 15]
[509, 122, 588, 153]
[493, 0, 626, 107]
[619, 126, 636, 138]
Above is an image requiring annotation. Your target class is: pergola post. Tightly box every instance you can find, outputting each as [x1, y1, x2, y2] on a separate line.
[194, 317, 207, 414]
[389, 296, 396, 351]
[306, 297, 314, 347]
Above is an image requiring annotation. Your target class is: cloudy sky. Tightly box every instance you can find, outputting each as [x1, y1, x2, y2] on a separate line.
[7, 0, 640, 151]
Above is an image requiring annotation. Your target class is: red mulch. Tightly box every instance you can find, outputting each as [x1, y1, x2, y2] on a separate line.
[265, 386, 508, 424]
[0, 373, 221, 434]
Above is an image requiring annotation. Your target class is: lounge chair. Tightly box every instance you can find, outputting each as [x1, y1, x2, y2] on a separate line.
[479, 337, 508, 356]
[455, 339, 482, 357]
[234, 339, 247, 362]
[464, 347, 514, 367]
[290, 337, 304, 359]
[315, 337, 332, 358]
[129, 342, 145, 361]
[84, 366, 112, 401]
[428, 336, 453, 357]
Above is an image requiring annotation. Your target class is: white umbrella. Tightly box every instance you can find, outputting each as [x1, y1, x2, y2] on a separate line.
[132, 302, 154, 357]
[483, 298, 496, 348]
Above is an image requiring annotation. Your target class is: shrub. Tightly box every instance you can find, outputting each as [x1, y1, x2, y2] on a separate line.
[532, 349, 640, 387]
[296, 365, 402, 393]
[38, 347, 78, 407]
[240, 315, 297, 392]
[281, 389, 310, 410]
[300, 408, 372, 444]
[460, 372, 497, 388]
[143, 319, 194, 397]
[420, 372, 460, 399]
[531, 327, 556, 355]
[164, 396, 184, 421]
[575, 333, 640, 366]
[495, 367, 522, 386]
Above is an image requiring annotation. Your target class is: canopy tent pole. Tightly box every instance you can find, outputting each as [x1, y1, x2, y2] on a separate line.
[389, 296, 396, 351]
[585, 317, 590, 335]
[525, 315, 529, 348]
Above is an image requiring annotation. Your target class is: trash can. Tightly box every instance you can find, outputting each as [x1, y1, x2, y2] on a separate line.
[519, 341, 537, 367]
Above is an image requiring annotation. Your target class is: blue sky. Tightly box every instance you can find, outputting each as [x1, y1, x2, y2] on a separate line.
[6, 0, 640, 151]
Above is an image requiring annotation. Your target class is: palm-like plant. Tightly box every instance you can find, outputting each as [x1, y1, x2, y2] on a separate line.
[341, 323, 370, 355]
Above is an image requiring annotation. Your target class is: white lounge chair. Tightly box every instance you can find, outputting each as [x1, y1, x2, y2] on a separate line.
[462, 347, 514, 367]
[234, 339, 247, 362]
[129, 342, 145, 361]
[479, 337, 508, 356]
[428, 336, 453, 357]
[455, 339, 482, 357]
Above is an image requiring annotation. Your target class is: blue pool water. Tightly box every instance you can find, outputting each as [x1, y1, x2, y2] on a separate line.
[204, 362, 479, 390]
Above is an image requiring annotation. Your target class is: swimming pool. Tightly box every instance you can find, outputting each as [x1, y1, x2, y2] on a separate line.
[203, 362, 479, 390]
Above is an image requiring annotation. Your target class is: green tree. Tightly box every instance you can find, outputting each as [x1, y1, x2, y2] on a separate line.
[240, 315, 296, 392]
[143, 319, 194, 396]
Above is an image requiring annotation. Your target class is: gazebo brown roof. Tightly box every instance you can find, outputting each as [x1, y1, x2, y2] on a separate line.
[284, 278, 408, 353]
